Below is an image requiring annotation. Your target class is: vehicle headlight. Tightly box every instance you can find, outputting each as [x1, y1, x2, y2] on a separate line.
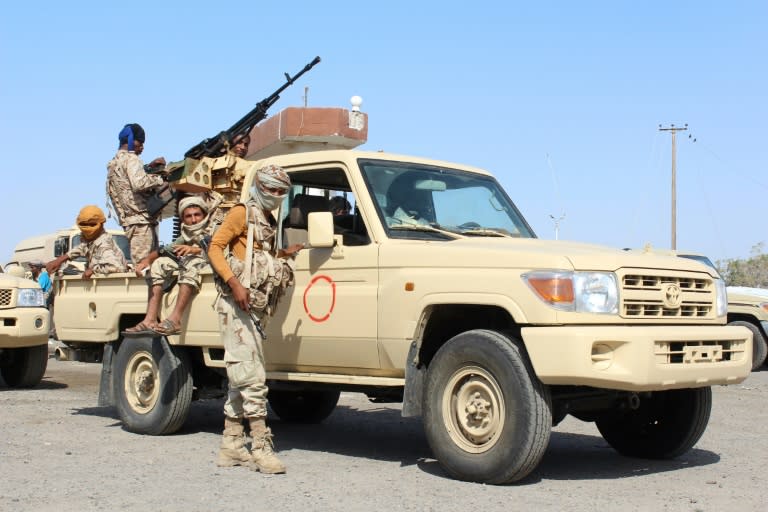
[523, 271, 619, 314]
[17, 288, 45, 308]
[714, 279, 727, 317]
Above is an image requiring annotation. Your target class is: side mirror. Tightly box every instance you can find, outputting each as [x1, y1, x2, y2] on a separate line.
[307, 211, 335, 248]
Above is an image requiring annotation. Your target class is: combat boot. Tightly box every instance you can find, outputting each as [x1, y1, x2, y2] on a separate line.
[216, 416, 252, 467]
[248, 418, 286, 474]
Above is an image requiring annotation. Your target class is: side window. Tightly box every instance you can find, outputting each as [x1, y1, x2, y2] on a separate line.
[53, 236, 69, 257]
[69, 235, 87, 262]
[283, 168, 370, 247]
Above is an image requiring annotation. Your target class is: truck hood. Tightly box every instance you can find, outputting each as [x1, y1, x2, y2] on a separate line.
[0, 274, 39, 288]
[380, 238, 719, 276]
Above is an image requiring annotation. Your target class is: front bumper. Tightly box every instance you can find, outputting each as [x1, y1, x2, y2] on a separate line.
[0, 307, 49, 348]
[521, 325, 752, 391]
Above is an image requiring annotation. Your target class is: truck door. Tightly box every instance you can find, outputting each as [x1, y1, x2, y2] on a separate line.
[265, 166, 379, 372]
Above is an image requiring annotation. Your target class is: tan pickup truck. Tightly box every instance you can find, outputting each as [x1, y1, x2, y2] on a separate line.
[52, 149, 752, 484]
[0, 264, 49, 387]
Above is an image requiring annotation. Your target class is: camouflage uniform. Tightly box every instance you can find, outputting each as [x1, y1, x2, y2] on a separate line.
[148, 241, 209, 292]
[106, 149, 164, 262]
[68, 231, 128, 275]
[211, 202, 294, 420]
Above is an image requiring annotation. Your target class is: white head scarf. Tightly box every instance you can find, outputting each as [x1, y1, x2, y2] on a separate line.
[250, 164, 291, 211]
[178, 196, 210, 244]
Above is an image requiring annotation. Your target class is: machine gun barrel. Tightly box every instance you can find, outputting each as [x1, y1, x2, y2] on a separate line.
[184, 56, 321, 159]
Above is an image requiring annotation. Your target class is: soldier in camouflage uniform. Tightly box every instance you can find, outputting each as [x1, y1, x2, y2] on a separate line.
[46, 205, 127, 278]
[208, 164, 303, 474]
[106, 123, 167, 264]
[126, 196, 213, 335]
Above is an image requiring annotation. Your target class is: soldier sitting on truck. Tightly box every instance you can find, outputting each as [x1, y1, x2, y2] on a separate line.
[46, 205, 128, 279]
[125, 196, 213, 336]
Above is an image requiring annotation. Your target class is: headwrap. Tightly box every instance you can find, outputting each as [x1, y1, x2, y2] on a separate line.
[76, 205, 106, 241]
[178, 196, 210, 245]
[250, 164, 291, 211]
[118, 123, 146, 151]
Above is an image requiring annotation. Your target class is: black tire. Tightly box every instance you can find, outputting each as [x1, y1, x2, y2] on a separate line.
[0, 345, 48, 388]
[113, 336, 193, 435]
[268, 389, 340, 423]
[729, 320, 768, 370]
[423, 329, 552, 484]
[596, 387, 711, 459]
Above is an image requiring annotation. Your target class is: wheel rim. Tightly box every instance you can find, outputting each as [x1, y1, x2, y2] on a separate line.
[124, 350, 159, 414]
[441, 365, 505, 453]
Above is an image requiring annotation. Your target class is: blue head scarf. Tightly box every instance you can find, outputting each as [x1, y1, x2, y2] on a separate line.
[118, 123, 146, 151]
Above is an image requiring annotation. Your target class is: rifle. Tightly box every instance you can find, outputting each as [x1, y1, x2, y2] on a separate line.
[184, 56, 321, 160]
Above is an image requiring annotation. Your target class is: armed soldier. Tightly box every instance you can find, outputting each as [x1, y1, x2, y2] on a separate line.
[106, 123, 167, 264]
[208, 164, 303, 474]
[126, 196, 213, 335]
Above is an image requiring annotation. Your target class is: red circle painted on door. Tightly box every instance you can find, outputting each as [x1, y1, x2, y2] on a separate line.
[303, 275, 336, 322]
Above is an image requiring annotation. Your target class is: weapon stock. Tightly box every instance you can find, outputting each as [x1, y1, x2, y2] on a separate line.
[184, 56, 321, 159]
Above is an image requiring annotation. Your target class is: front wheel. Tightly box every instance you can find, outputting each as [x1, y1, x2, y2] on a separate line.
[113, 336, 193, 435]
[596, 387, 711, 459]
[268, 389, 340, 423]
[423, 329, 552, 484]
[0, 345, 48, 388]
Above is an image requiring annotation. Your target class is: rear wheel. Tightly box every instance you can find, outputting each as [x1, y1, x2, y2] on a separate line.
[596, 387, 711, 459]
[268, 389, 340, 423]
[423, 329, 552, 484]
[0, 345, 48, 388]
[113, 336, 193, 435]
[729, 320, 768, 370]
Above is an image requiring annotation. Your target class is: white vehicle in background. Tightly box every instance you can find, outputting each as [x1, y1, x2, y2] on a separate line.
[0, 263, 49, 387]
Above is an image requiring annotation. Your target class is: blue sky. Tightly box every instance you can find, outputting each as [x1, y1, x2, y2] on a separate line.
[1, 1, 766, 265]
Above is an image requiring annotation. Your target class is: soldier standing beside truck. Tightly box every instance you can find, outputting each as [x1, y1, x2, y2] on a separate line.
[208, 165, 304, 474]
[106, 123, 167, 264]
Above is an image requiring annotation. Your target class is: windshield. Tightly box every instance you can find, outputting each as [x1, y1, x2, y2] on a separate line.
[358, 158, 535, 240]
[678, 254, 720, 275]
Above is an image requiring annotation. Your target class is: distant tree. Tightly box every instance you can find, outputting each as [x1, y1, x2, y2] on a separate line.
[716, 242, 768, 287]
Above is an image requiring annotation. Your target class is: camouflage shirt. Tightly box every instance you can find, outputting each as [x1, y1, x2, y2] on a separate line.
[106, 150, 164, 226]
[68, 231, 128, 275]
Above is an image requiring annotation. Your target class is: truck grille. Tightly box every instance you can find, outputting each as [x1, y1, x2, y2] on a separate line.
[655, 339, 747, 364]
[0, 288, 13, 307]
[619, 269, 715, 320]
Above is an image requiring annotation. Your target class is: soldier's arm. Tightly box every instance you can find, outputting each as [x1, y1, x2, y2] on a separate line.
[125, 154, 164, 192]
[208, 205, 246, 283]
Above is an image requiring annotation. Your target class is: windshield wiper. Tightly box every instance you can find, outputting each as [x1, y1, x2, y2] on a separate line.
[458, 228, 515, 238]
[389, 224, 465, 239]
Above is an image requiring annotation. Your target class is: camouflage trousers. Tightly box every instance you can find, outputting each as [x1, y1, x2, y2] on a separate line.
[216, 295, 268, 419]
[149, 254, 207, 291]
[125, 223, 158, 263]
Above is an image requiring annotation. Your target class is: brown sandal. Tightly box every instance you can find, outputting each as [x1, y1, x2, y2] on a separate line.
[123, 321, 156, 336]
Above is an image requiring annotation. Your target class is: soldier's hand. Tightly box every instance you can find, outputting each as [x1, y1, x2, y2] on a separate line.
[173, 245, 201, 257]
[134, 258, 150, 277]
[280, 243, 305, 258]
[228, 278, 250, 312]
[82, 268, 94, 280]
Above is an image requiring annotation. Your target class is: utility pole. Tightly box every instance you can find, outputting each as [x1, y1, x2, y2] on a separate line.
[549, 213, 566, 240]
[659, 123, 687, 250]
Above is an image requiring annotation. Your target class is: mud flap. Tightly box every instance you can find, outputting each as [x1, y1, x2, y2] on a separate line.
[402, 341, 424, 417]
[97, 342, 116, 407]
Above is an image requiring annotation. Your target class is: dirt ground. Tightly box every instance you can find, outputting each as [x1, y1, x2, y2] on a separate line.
[1, 353, 766, 512]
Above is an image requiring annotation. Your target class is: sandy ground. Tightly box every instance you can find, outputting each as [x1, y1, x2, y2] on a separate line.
[1, 353, 766, 512]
